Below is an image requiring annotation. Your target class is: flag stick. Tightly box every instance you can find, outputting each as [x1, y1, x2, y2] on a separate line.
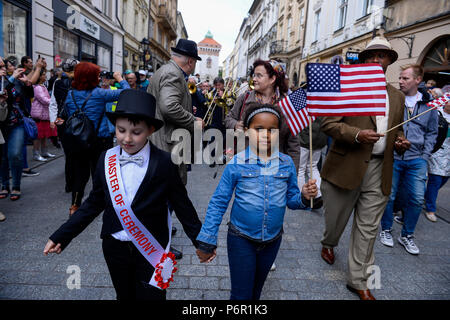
[382, 105, 437, 135]
[309, 115, 314, 208]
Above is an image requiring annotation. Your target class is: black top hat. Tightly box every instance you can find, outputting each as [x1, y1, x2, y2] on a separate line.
[171, 39, 202, 61]
[106, 89, 164, 131]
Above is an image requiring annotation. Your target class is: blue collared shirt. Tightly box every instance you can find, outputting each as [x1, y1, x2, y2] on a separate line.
[197, 147, 307, 246]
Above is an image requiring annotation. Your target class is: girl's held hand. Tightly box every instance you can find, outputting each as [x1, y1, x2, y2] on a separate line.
[43, 240, 62, 255]
[302, 179, 318, 200]
[196, 248, 216, 263]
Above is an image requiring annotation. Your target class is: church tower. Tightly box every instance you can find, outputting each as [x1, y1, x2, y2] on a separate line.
[196, 31, 222, 83]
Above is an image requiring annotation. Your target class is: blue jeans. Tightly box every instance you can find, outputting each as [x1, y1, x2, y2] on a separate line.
[381, 158, 428, 236]
[227, 231, 281, 300]
[424, 174, 449, 213]
[1, 124, 25, 190]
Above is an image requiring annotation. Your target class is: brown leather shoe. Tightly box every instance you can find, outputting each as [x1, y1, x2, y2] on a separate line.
[69, 205, 79, 217]
[346, 285, 376, 300]
[321, 247, 335, 265]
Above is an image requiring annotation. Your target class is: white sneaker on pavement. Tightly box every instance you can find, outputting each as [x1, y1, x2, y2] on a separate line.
[270, 263, 276, 271]
[425, 212, 437, 222]
[33, 152, 47, 162]
[0, 212, 5, 222]
[42, 152, 56, 158]
[393, 215, 404, 225]
[398, 235, 420, 255]
[380, 230, 394, 247]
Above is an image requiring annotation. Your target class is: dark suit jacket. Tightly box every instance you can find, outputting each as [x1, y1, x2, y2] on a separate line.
[50, 143, 202, 251]
[320, 83, 405, 196]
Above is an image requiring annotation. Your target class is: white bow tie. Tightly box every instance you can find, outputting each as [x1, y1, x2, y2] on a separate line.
[118, 155, 144, 167]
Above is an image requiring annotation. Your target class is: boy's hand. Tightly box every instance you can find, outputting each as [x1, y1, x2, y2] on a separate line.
[196, 248, 216, 263]
[43, 239, 62, 255]
[301, 179, 318, 200]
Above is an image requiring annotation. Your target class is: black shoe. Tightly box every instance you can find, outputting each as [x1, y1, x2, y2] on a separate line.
[209, 163, 216, 168]
[171, 226, 177, 236]
[170, 247, 183, 260]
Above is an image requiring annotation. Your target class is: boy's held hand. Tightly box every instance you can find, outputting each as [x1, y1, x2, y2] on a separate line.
[302, 179, 318, 200]
[43, 240, 62, 255]
[196, 248, 216, 263]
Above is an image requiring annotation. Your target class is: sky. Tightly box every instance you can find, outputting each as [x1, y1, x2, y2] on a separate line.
[177, 0, 253, 64]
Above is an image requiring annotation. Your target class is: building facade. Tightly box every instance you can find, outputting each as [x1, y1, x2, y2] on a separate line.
[147, 0, 177, 72]
[383, 0, 450, 87]
[196, 31, 222, 83]
[269, 0, 309, 87]
[0, 0, 124, 72]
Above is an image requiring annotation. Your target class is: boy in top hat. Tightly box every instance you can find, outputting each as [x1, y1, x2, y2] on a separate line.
[44, 89, 202, 300]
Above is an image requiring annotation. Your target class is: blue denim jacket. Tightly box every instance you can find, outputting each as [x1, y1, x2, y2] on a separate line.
[197, 147, 308, 247]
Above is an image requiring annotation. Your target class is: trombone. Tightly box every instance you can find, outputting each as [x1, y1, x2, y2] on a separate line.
[188, 81, 201, 94]
[203, 79, 231, 127]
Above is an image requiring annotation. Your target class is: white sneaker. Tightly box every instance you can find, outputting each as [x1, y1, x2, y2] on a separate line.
[33, 152, 47, 162]
[42, 152, 56, 158]
[380, 230, 394, 247]
[425, 212, 437, 222]
[270, 263, 276, 271]
[0, 212, 5, 222]
[398, 235, 420, 255]
[393, 215, 404, 225]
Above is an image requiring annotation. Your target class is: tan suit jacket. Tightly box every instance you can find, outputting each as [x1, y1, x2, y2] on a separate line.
[148, 60, 195, 184]
[320, 83, 405, 196]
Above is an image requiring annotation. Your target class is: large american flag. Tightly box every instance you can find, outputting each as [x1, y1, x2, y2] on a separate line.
[278, 88, 315, 136]
[306, 63, 387, 116]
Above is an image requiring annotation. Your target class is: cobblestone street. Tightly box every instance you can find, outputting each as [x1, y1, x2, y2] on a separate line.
[0, 146, 449, 300]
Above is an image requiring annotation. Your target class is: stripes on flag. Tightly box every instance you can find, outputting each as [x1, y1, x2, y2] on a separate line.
[278, 88, 314, 136]
[306, 63, 387, 117]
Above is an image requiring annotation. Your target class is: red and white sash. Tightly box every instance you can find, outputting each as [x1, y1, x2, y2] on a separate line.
[105, 146, 177, 290]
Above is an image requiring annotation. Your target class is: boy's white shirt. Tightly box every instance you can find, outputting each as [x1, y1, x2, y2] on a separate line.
[111, 142, 150, 241]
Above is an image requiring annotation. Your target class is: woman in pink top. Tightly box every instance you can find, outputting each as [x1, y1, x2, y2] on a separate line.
[31, 70, 57, 161]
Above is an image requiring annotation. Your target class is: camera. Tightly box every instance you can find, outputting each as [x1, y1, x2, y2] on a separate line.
[100, 71, 115, 80]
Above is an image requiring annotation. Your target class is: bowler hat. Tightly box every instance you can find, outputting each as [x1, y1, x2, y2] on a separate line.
[358, 37, 398, 64]
[106, 89, 164, 131]
[171, 39, 202, 61]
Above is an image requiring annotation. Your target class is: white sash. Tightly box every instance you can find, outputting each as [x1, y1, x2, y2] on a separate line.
[105, 146, 177, 290]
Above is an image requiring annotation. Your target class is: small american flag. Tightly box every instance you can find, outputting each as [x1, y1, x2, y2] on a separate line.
[278, 88, 315, 136]
[427, 92, 450, 109]
[306, 63, 387, 117]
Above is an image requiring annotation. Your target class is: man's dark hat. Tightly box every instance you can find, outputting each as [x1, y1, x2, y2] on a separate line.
[171, 39, 202, 61]
[106, 89, 164, 131]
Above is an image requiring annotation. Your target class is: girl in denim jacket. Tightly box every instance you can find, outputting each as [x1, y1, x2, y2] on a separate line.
[196, 103, 317, 300]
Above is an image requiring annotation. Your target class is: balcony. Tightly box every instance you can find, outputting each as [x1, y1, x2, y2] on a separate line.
[269, 40, 288, 56]
[157, 4, 177, 39]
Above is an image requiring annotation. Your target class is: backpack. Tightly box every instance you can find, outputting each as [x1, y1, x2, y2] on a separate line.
[63, 90, 103, 154]
[432, 110, 449, 153]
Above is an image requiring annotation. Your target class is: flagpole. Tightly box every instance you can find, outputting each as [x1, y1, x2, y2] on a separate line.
[382, 105, 437, 135]
[309, 115, 314, 209]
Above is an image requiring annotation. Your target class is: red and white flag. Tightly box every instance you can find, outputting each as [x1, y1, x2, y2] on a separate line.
[306, 63, 387, 117]
[278, 88, 314, 136]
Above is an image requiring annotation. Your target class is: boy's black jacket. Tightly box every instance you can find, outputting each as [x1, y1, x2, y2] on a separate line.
[50, 143, 202, 251]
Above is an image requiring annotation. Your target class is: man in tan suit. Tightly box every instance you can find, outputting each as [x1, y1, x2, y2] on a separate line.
[148, 39, 204, 260]
[148, 39, 205, 185]
[319, 37, 411, 300]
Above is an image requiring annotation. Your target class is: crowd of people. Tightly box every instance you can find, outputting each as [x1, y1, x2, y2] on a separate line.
[0, 35, 449, 301]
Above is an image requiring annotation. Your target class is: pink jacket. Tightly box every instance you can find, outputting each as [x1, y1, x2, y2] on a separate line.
[31, 84, 51, 121]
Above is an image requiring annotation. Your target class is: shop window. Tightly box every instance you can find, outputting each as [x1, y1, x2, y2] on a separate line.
[54, 25, 78, 67]
[97, 45, 111, 71]
[2, 1, 27, 62]
[81, 38, 95, 56]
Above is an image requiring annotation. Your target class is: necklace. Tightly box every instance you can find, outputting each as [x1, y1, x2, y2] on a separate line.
[255, 92, 277, 105]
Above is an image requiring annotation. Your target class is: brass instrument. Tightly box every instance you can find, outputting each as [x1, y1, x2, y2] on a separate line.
[188, 81, 201, 94]
[203, 79, 231, 127]
[248, 77, 255, 90]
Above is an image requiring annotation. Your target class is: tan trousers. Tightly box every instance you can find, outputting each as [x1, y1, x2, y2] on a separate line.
[320, 158, 389, 290]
